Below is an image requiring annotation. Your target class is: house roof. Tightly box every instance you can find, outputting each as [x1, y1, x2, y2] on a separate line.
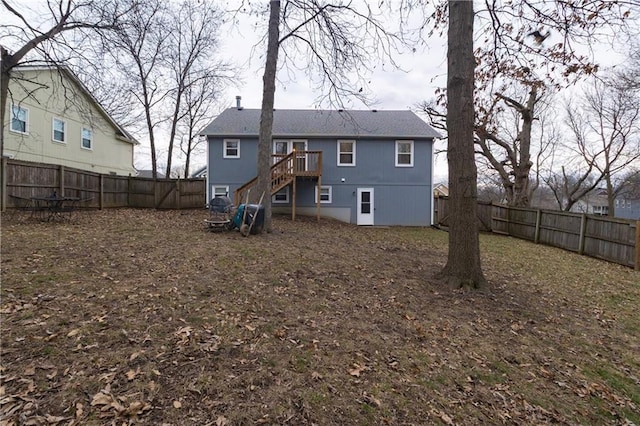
[136, 169, 165, 179]
[12, 65, 139, 145]
[200, 108, 441, 139]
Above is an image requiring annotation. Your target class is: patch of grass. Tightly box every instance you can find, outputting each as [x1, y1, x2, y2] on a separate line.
[586, 365, 640, 407]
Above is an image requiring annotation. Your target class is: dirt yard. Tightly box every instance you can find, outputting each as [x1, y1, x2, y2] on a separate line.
[1, 209, 639, 425]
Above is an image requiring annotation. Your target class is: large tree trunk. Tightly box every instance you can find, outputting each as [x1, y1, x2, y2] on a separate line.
[256, 0, 280, 232]
[439, 0, 487, 289]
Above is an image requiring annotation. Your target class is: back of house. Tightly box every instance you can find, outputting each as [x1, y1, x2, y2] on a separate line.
[200, 103, 440, 226]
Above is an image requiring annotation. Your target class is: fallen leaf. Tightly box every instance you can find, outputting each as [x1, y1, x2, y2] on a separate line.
[67, 328, 81, 337]
[91, 391, 113, 407]
[125, 400, 149, 416]
[75, 402, 84, 418]
[349, 363, 367, 377]
[216, 416, 228, 426]
[45, 414, 67, 423]
[440, 412, 454, 425]
[125, 369, 138, 381]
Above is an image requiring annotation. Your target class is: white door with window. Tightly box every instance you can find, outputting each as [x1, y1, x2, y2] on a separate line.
[357, 188, 374, 225]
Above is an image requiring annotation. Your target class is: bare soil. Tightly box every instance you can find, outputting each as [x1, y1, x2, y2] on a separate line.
[1, 209, 639, 425]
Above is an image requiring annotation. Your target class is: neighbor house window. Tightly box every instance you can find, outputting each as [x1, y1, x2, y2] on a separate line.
[81, 128, 93, 149]
[212, 186, 229, 197]
[223, 139, 240, 158]
[52, 118, 66, 143]
[272, 187, 289, 203]
[337, 140, 356, 166]
[315, 185, 332, 204]
[10, 105, 28, 134]
[395, 140, 413, 167]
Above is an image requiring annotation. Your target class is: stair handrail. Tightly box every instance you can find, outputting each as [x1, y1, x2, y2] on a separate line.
[234, 151, 296, 205]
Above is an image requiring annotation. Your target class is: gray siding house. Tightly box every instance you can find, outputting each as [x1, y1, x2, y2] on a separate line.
[200, 104, 440, 226]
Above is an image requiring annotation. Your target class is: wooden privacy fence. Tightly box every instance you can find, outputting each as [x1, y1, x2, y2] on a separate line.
[1, 158, 206, 210]
[433, 196, 639, 270]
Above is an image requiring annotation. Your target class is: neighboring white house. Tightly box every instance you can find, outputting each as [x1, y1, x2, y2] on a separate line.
[571, 188, 609, 216]
[3, 65, 137, 175]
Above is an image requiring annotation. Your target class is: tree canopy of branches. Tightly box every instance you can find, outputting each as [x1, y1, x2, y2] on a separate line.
[98, 0, 234, 180]
[545, 78, 640, 212]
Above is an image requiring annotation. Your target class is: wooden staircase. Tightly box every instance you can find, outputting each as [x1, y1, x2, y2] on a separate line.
[234, 151, 323, 215]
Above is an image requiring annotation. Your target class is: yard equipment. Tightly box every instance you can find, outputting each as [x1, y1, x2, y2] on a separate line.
[240, 191, 265, 237]
[204, 196, 234, 231]
[204, 188, 266, 236]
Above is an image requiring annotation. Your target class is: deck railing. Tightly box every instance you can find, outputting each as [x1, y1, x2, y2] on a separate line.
[234, 151, 322, 205]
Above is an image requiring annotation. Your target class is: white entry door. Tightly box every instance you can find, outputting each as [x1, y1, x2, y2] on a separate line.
[356, 188, 374, 225]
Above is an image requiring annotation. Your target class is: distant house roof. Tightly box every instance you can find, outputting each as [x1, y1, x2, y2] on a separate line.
[201, 108, 441, 139]
[190, 165, 207, 178]
[137, 170, 165, 179]
[12, 64, 138, 146]
[433, 183, 449, 197]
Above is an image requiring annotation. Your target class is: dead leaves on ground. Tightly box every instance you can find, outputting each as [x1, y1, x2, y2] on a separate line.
[90, 384, 151, 420]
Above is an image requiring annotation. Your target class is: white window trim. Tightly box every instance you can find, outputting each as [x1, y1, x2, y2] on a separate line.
[395, 140, 414, 167]
[212, 185, 230, 198]
[10, 104, 29, 135]
[315, 185, 332, 204]
[52, 117, 67, 144]
[337, 139, 356, 166]
[272, 186, 290, 203]
[81, 127, 93, 150]
[223, 139, 240, 158]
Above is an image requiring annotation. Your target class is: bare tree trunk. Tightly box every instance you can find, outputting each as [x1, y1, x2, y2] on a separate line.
[439, 0, 487, 289]
[512, 90, 535, 207]
[256, 0, 280, 233]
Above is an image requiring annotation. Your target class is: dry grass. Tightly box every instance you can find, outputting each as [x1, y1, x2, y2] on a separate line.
[1, 208, 639, 425]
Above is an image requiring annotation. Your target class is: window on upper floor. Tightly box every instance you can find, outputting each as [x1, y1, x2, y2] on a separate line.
[315, 185, 332, 203]
[52, 117, 66, 143]
[81, 127, 93, 150]
[223, 139, 240, 158]
[337, 140, 356, 166]
[395, 140, 414, 167]
[10, 105, 28, 134]
[272, 187, 289, 203]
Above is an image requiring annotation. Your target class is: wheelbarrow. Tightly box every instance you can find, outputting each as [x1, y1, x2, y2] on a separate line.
[231, 192, 266, 236]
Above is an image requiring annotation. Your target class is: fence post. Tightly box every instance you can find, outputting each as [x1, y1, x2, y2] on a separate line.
[99, 174, 104, 210]
[635, 220, 640, 271]
[578, 214, 587, 255]
[59, 165, 65, 195]
[177, 179, 181, 210]
[534, 209, 542, 244]
[1, 157, 7, 212]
